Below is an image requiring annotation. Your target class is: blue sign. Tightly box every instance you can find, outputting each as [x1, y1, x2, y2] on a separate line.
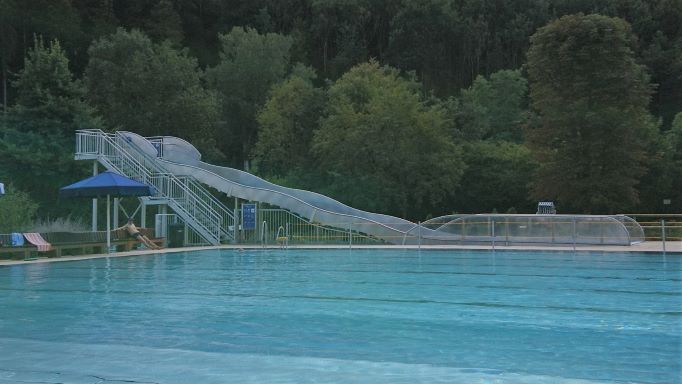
[241, 203, 256, 230]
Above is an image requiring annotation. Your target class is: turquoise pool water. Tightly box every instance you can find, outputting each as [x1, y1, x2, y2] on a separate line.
[0, 249, 679, 383]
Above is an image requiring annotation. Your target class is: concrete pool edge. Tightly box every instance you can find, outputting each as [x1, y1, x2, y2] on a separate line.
[0, 241, 678, 266]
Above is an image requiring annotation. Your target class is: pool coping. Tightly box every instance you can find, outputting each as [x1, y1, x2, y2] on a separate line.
[0, 241, 678, 266]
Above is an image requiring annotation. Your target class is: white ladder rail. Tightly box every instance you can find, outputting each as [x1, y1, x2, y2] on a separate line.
[76, 130, 223, 245]
[112, 132, 235, 241]
[96, 144, 221, 245]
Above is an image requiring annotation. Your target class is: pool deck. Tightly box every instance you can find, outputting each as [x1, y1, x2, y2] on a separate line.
[0, 241, 679, 266]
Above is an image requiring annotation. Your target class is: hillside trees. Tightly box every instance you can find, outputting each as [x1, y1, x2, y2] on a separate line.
[452, 141, 536, 214]
[455, 69, 527, 142]
[253, 65, 324, 177]
[312, 61, 464, 219]
[0, 1, 678, 129]
[661, 113, 682, 211]
[0, 2, 677, 220]
[85, 28, 221, 156]
[207, 27, 293, 169]
[386, 0, 463, 95]
[527, 14, 658, 214]
[446, 69, 534, 214]
[0, 185, 38, 232]
[0, 38, 95, 217]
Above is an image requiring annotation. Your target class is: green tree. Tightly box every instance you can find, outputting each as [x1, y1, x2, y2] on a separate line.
[387, 0, 464, 94]
[305, 0, 379, 78]
[253, 65, 324, 176]
[0, 185, 38, 232]
[526, 14, 657, 213]
[453, 141, 536, 213]
[72, 0, 118, 38]
[207, 27, 293, 169]
[0, 0, 18, 113]
[85, 28, 220, 152]
[146, 0, 184, 45]
[455, 69, 528, 142]
[659, 113, 682, 211]
[634, 112, 682, 212]
[313, 61, 464, 219]
[0, 37, 94, 218]
[11, 37, 97, 136]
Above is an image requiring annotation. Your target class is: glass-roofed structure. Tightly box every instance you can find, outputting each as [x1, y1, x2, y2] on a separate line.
[403, 214, 644, 246]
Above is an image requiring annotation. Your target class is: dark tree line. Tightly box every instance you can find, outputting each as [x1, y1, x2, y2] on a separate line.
[0, 0, 680, 223]
[1, 1, 679, 122]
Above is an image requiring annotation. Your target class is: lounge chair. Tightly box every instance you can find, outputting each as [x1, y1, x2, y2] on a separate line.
[23, 233, 54, 252]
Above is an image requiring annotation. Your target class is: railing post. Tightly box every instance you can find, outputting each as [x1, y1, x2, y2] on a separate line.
[418, 221, 421, 250]
[141, 200, 146, 228]
[113, 197, 119, 228]
[505, 218, 509, 246]
[349, 221, 352, 249]
[92, 161, 98, 232]
[662, 219, 666, 253]
[600, 218, 604, 244]
[234, 197, 239, 244]
[492, 218, 495, 250]
[106, 195, 111, 253]
[573, 217, 578, 252]
[261, 220, 267, 248]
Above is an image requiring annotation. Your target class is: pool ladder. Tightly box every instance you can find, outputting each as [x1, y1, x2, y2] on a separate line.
[275, 225, 289, 249]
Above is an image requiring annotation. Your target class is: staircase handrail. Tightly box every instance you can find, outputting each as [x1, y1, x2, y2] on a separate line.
[76, 129, 223, 243]
[112, 132, 235, 239]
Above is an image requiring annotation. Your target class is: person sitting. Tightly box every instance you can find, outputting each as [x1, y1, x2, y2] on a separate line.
[123, 219, 162, 250]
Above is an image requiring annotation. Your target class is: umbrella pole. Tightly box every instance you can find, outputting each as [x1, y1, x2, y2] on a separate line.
[107, 194, 111, 253]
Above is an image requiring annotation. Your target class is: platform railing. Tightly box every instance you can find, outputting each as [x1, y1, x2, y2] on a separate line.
[75, 130, 225, 245]
[99, 136, 221, 244]
[113, 133, 235, 242]
[234, 208, 384, 245]
[226, 212, 655, 247]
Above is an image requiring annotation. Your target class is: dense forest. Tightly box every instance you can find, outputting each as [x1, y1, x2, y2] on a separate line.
[0, 0, 680, 229]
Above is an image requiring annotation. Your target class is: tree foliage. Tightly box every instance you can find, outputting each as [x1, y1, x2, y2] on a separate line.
[253, 66, 324, 176]
[313, 61, 464, 218]
[662, 113, 682, 211]
[207, 27, 293, 168]
[85, 28, 220, 145]
[11, 37, 97, 136]
[455, 69, 527, 142]
[0, 1, 679, 219]
[145, 0, 184, 45]
[0, 185, 38, 233]
[452, 141, 536, 214]
[0, 37, 93, 218]
[527, 14, 657, 213]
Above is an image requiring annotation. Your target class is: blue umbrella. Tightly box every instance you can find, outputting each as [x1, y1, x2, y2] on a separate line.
[60, 171, 155, 251]
[60, 171, 154, 198]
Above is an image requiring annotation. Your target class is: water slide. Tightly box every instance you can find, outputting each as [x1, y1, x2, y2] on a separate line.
[112, 131, 642, 246]
[121, 132, 425, 244]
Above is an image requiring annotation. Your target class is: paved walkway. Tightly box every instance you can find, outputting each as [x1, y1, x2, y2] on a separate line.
[0, 241, 678, 267]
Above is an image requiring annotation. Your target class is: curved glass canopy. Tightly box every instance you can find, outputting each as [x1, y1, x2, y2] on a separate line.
[403, 214, 644, 246]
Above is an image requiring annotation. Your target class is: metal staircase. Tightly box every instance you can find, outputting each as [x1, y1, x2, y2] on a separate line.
[74, 129, 235, 245]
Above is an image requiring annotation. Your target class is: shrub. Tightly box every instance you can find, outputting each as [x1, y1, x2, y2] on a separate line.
[0, 186, 39, 233]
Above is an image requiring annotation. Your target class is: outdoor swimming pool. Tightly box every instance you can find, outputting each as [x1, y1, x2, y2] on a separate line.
[0, 249, 679, 383]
